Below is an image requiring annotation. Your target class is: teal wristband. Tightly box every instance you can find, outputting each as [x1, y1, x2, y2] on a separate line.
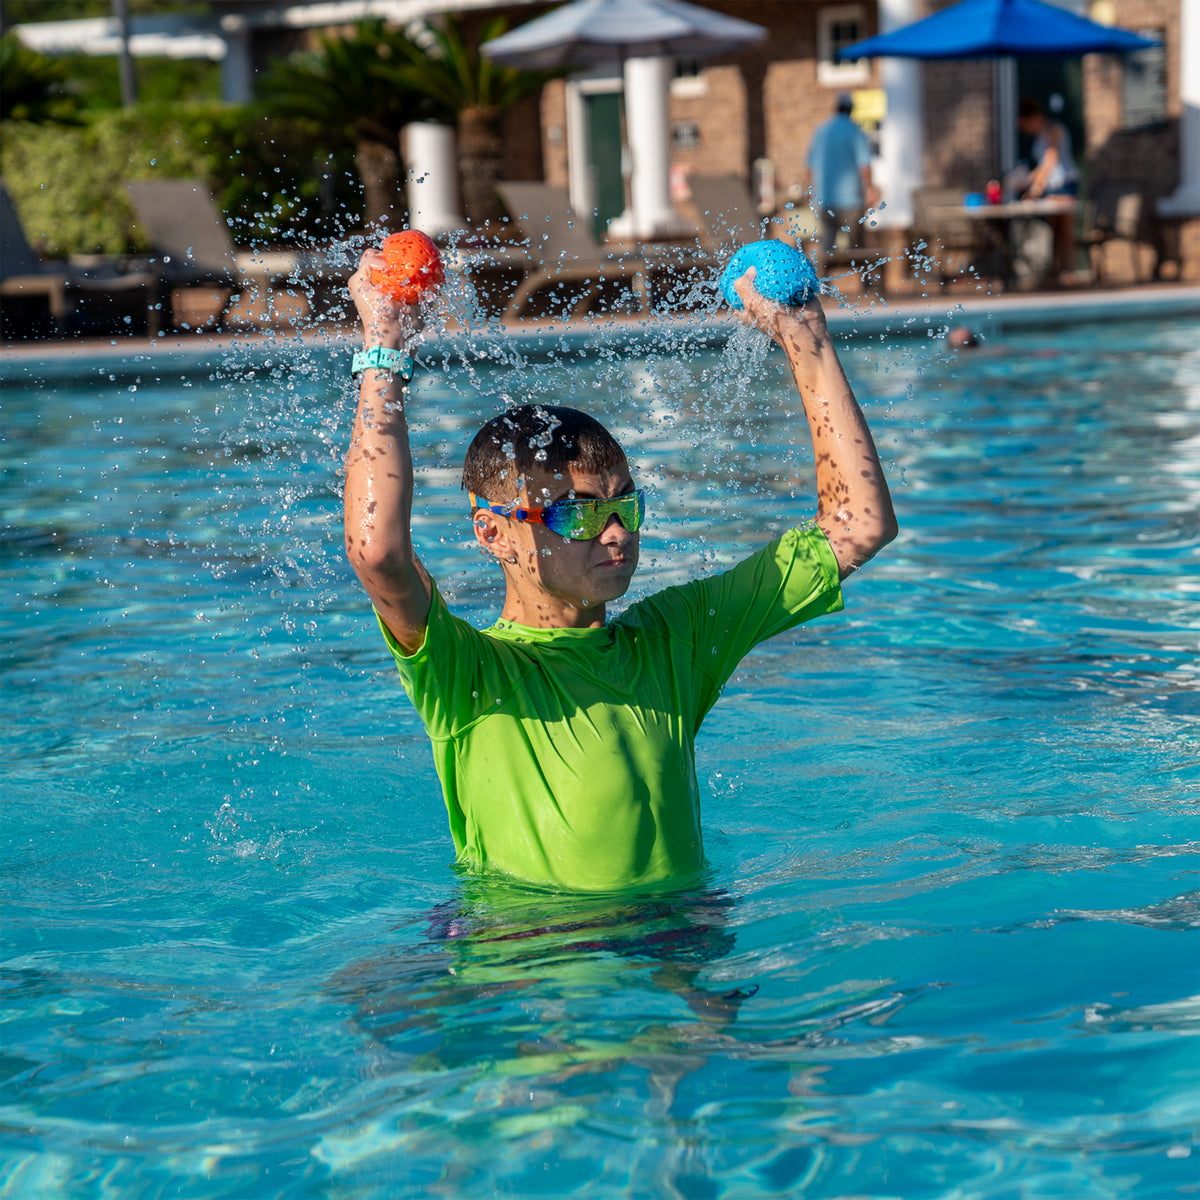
[352, 346, 414, 379]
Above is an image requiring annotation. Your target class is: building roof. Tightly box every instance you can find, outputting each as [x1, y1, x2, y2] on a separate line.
[14, 0, 544, 60]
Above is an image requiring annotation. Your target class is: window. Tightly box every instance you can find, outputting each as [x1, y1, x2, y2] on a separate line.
[672, 120, 701, 149]
[1122, 29, 1167, 129]
[817, 4, 870, 88]
[671, 58, 706, 97]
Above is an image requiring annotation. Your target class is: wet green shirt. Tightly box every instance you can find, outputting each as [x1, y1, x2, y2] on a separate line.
[381, 526, 843, 892]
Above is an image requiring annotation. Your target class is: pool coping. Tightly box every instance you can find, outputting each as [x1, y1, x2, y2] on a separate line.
[3, 283, 1198, 384]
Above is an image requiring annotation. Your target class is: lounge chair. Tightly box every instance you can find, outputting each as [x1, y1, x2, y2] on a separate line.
[495, 182, 651, 320]
[1, 180, 159, 337]
[129, 178, 354, 328]
[683, 174, 766, 258]
[125, 179, 243, 329]
[684, 174, 889, 299]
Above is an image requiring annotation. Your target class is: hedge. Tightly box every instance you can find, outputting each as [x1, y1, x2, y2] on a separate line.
[1, 102, 361, 258]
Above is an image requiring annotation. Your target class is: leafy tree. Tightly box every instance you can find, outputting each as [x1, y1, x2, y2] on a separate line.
[258, 19, 431, 231]
[1, 101, 358, 256]
[394, 14, 556, 226]
[0, 33, 79, 123]
[59, 54, 220, 111]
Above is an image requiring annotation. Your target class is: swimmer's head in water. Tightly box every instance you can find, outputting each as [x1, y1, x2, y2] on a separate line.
[463, 405, 627, 506]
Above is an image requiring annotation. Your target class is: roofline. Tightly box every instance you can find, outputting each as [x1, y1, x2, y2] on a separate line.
[13, 0, 546, 59]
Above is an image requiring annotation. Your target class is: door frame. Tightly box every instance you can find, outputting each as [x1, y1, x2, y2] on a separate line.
[565, 71, 624, 227]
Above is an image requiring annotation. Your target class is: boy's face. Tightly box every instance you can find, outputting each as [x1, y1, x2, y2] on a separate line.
[482, 458, 640, 617]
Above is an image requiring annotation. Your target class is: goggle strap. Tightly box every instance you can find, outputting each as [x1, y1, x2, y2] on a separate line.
[470, 493, 546, 524]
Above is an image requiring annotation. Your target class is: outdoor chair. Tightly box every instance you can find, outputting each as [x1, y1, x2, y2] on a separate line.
[911, 186, 986, 285]
[1, 180, 159, 338]
[126, 178, 339, 329]
[654, 173, 770, 309]
[495, 182, 652, 320]
[689, 174, 850, 273]
[126, 179, 243, 329]
[685, 174, 888, 299]
[1084, 187, 1149, 284]
[683, 174, 766, 257]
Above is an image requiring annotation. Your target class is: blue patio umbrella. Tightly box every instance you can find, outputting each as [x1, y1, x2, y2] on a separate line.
[481, 0, 766, 70]
[836, 0, 1159, 185]
[837, 0, 1158, 60]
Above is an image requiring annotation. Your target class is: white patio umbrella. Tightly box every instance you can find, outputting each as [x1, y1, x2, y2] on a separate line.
[481, 0, 767, 69]
[482, 0, 766, 238]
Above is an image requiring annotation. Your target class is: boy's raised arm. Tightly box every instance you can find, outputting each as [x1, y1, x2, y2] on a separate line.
[343, 249, 432, 653]
[734, 268, 898, 579]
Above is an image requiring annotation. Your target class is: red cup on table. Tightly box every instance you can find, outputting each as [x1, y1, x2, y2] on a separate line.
[986, 179, 1002, 205]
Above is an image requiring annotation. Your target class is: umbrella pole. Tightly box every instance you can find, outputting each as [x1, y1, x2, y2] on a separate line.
[994, 57, 1018, 178]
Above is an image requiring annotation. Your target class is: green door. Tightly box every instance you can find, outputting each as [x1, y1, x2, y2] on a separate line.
[584, 91, 625, 241]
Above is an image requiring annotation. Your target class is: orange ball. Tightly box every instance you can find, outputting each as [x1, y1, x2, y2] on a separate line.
[369, 231, 444, 304]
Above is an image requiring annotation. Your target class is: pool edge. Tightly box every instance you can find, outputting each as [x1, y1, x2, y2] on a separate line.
[3, 284, 1198, 384]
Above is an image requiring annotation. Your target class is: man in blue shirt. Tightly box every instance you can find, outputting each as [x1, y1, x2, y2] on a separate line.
[806, 93, 878, 263]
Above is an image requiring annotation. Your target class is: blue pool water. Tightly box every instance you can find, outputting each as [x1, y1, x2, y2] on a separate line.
[2, 308, 1198, 1198]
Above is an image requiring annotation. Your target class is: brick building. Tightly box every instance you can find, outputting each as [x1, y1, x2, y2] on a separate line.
[523, 0, 1196, 282]
[16, 0, 1196, 282]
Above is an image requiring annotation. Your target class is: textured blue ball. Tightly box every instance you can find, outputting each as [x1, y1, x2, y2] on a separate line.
[720, 240, 820, 310]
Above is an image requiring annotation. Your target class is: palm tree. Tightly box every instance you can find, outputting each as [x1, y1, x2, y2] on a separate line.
[258, 20, 433, 230]
[395, 15, 557, 226]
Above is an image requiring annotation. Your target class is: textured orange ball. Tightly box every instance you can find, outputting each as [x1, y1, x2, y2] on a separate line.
[369, 231, 444, 304]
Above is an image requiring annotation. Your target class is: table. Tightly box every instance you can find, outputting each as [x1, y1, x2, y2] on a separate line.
[957, 198, 1079, 285]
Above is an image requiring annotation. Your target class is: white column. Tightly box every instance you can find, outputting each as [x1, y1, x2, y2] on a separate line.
[875, 0, 924, 228]
[1159, 0, 1200, 216]
[219, 15, 252, 104]
[404, 122, 466, 237]
[611, 55, 686, 239]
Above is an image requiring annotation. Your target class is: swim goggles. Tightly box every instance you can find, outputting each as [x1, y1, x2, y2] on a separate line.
[469, 489, 645, 541]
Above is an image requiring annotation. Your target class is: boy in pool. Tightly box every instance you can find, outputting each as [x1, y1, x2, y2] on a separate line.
[343, 248, 896, 892]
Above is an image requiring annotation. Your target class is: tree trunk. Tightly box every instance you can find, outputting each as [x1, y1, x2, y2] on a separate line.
[355, 135, 404, 232]
[458, 104, 504, 227]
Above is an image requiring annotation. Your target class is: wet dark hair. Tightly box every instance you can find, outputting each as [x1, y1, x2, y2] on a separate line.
[462, 405, 627, 505]
[1018, 96, 1043, 121]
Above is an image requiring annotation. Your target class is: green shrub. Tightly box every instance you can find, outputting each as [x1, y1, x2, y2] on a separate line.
[1, 101, 361, 257]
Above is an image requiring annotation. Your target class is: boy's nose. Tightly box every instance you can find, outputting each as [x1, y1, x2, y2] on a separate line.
[598, 512, 632, 542]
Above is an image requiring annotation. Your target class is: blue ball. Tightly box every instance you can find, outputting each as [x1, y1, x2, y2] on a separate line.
[720, 240, 820, 310]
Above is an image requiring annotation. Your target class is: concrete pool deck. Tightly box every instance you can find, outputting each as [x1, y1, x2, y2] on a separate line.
[3, 281, 1198, 382]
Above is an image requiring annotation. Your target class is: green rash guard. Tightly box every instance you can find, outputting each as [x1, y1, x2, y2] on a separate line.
[379, 525, 844, 892]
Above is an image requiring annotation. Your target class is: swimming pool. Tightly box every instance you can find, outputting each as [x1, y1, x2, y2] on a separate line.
[2, 304, 1197, 1198]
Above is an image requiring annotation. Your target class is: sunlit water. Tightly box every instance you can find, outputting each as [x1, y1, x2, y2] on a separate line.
[2, 306, 1198, 1199]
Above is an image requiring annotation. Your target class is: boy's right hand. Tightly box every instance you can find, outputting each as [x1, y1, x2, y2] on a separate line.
[733, 265, 832, 357]
[349, 248, 421, 347]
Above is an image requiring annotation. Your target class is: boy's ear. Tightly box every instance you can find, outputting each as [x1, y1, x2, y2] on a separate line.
[472, 509, 511, 561]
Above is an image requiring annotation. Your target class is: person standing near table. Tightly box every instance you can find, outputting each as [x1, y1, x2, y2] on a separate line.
[1017, 96, 1080, 281]
[805, 93, 879, 265]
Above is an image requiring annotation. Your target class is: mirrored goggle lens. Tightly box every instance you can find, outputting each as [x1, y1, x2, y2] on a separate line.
[542, 491, 645, 539]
